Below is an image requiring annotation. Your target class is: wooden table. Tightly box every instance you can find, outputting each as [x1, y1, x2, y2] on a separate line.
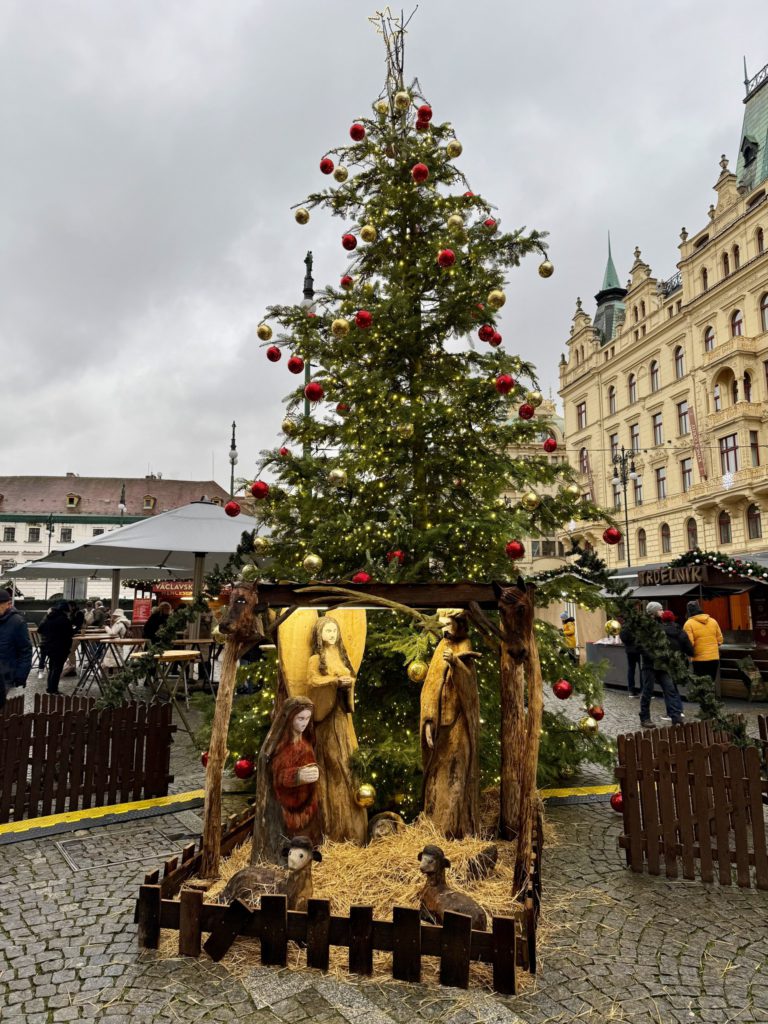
[129, 649, 200, 738]
[171, 638, 222, 686]
[72, 633, 111, 694]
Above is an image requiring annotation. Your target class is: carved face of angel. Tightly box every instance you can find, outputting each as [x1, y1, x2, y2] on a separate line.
[292, 708, 312, 736]
[320, 619, 340, 645]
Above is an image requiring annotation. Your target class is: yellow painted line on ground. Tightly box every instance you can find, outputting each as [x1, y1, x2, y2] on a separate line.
[0, 789, 205, 837]
[540, 783, 616, 799]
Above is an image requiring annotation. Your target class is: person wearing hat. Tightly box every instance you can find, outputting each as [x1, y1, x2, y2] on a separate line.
[559, 611, 578, 663]
[102, 608, 130, 673]
[683, 601, 723, 683]
[38, 600, 74, 695]
[91, 601, 107, 629]
[0, 588, 32, 707]
[637, 602, 684, 728]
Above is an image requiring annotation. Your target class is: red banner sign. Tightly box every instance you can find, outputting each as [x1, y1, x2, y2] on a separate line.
[688, 407, 707, 481]
[132, 598, 153, 624]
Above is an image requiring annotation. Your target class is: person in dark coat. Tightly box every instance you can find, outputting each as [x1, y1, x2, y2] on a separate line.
[619, 621, 642, 696]
[38, 601, 74, 695]
[659, 610, 693, 720]
[143, 602, 172, 644]
[0, 588, 32, 707]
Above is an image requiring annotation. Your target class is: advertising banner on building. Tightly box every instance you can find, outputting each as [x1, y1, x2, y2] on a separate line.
[688, 407, 707, 480]
[151, 580, 193, 607]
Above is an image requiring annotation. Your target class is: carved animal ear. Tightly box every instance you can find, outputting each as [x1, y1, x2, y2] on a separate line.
[516, 575, 527, 592]
[312, 850, 322, 862]
[280, 846, 289, 858]
[417, 849, 424, 860]
[443, 857, 451, 869]
[491, 581, 506, 599]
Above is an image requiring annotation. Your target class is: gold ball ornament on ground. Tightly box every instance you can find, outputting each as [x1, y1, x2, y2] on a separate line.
[538, 259, 555, 279]
[360, 224, 377, 243]
[257, 323, 273, 341]
[605, 619, 622, 637]
[394, 90, 410, 111]
[578, 716, 599, 734]
[355, 782, 377, 807]
[374, 98, 389, 115]
[446, 139, 463, 158]
[331, 318, 351, 338]
[282, 418, 297, 435]
[407, 660, 428, 683]
[562, 483, 581, 500]
[333, 166, 349, 183]
[328, 468, 348, 488]
[252, 536, 269, 554]
[525, 390, 544, 408]
[520, 490, 541, 512]
[447, 213, 464, 231]
[302, 553, 323, 574]
[294, 208, 310, 225]
[487, 289, 506, 310]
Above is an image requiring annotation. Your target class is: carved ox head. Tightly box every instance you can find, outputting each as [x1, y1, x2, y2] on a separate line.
[218, 582, 268, 646]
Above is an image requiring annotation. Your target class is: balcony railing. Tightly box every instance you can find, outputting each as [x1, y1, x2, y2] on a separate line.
[708, 401, 764, 428]
[703, 335, 757, 365]
[658, 270, 682, 298]
[688, 466, 768, 501]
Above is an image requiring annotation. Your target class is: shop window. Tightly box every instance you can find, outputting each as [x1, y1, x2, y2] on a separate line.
[628, 373, 637, 403]
[661, 523, 671, 553]
[704, 326, 715, 352]
[674, 345, 685, 379]
[747, 504, 763, 540]
[686, 518, 698, 549]
[650, 360, 660, 392]
[718, 510, 732, 545]
[731, 309, 744, 336]
[637, 528, 647, 557]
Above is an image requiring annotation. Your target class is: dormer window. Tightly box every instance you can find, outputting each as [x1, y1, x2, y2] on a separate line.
[742, 138, 758, 167]
[210, 497, 224, 507]
[66, 493, 80, 508]
[143, 495, 156, 511]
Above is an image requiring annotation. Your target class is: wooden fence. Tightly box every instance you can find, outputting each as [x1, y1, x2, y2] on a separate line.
[0, 693, 175, 823]
[615, 719, 768, 888]
[135, 806, 538, 993]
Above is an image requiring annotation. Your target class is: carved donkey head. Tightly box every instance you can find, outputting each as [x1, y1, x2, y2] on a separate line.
[218, 582, 268, 645]
[493, 578, 535, 663]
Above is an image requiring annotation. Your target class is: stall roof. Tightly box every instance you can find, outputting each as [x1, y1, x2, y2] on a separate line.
[629, 584, 698, 598]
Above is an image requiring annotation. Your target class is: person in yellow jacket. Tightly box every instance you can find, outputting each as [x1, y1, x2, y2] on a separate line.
[560, 612, 578, 662]
[683, 600, 723, 682]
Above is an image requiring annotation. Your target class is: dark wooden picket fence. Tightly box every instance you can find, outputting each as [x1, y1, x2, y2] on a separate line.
[136, 806, 538, 993]
[615, 719, 768, 888]
[0, 693, 175, 823]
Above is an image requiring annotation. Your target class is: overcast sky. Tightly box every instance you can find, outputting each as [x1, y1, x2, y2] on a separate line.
[2, 1, 764, 490]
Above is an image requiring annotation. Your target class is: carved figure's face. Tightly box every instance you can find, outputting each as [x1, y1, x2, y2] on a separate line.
[371, 818, 395, 840]
[419, 852, 436, 875]
[292, 708, 312, 735]
[287, 846, 312, 871]
[320, 619, 339, 645]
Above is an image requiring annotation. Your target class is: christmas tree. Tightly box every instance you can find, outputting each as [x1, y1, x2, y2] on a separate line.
[218, 13, 615, 808]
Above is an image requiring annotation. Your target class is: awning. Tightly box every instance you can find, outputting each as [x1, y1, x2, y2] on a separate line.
[629, 584, 698, 598]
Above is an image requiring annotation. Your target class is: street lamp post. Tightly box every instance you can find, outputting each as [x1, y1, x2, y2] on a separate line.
[612, 445, 639, 567]
[228, 421, 238, 499]
[43, 513, 55, 601]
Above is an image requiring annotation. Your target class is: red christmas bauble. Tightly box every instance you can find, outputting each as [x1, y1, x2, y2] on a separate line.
[224, 500, 241, 518]
[355, 309, 373, 329]
[552, 679, 573, 700]
[495, 374, 515, 395]
[320, 157, 334, 174]
[342, 233, 358, 251]
[505, 540, 525, 560]
[304, 381, 324, 402]
[417, 104, 433, 122]
[478, 324, 495, 342]
[266, 346, 281, 362]
[278, 446, 290, 458]
[234, 757, 254, 780]
[603, 526, 622, 545]
[411, 162, 429, 183]
[340, 274, 353, 290]
[464, 191, 475, 197]
[489, 331, 502, 347]
[386, 549, 406, 564]
[610, 791, 624, 813]
[483, 218, 498, 231]
[518, 403, 535, 419]
[588, 705, 605, 721]
[415, 119, 430, 132]
[307, 311, 317, 318]
[350, 123, 366, 141]
[201, 751, 209, 768]
[287, 355, 304, 374]
[437, 248, 455, 268]
[543, 437, 558, 453]
[250, 480, 269, 500]
[352, 571, 372, 584]
[336, 402, 350, 416]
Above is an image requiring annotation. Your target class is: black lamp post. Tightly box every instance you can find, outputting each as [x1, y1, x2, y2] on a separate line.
[43, 513, 55, 601]
[612, 446, 638, 567]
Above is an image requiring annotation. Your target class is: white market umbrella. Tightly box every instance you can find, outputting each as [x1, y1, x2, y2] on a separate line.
[8, 559, 193, 610]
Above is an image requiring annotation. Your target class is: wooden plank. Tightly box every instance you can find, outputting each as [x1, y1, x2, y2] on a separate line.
[624, 739, 644, 872]
[439, 911, 472, 990]
[119, 705, 136, 803]
[13, 714, 33, 822]
[181, 843, 196, 863]
[144, 869, 160, 884]
[710, 747, 733, 886]
[0, 714, 20, 823]
[137, 885, 162, 949]
[745, 746, 768, 890]
[41, 714, 63, 817]
[639, 736, 660, 876]
[178, 888, 204, 958]
[94, 707, 111, 807]
[492, 915, 516, 995]
[348, 905, 374, 977]
[106, 707, 122, 806]
[392, 906, 421, 983]
[691, 743, 714, 883]
[259, 581, 501, 610]
[67, 712, 87, 813]
[81, 707, 100, 810]
[674, 741, 696, 881]
[26, 713, 47, 819]
[656, 740, 678, 879]
[306, 899, 331, 972]
[525, 891, 537, 975]
[164, 857, 179, 877]
[727, 746, 751, 888]
[203, 899, 254, 962]
[260, 895, 288, 967]
[132, 703, 148, 801]
[53, 710, 73, 814]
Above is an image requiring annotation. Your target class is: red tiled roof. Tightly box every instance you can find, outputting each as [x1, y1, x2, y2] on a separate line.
[0, 476, 230, 517]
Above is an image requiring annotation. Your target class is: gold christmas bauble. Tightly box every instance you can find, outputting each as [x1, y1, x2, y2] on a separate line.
[562, 483, 581, 500]
[257, 323, 273, 341]
[407, 660, 428, 683]
[578, 716, 599, 734]
[239, 563, 259, 582]
[559, 765, 576, 779]
[446, 139, 463, 158]
[328, 468, 348, 488]
[294, 207, 310, 225]
[360, 224, 377, 243]
[252, 536, 269, 554]
[447, 213, 464, 232]
[374, 98, 389, 115]
[302, 553, 323, 574]
[333, 166, 349, 183]
[331, 318, 351, 338]
[394, 90, 410, 111]
[355, 782, 377, 807]
[282, 417, 297, 435]
[538, 259, 555, 279]
[525, 390, 544, 408]
[605, 619, 622, 637]
[487, 289, 506, 310]
[520, 490, 541, 512]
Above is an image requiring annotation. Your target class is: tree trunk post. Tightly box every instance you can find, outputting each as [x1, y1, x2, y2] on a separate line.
[513, 617, 544, 892]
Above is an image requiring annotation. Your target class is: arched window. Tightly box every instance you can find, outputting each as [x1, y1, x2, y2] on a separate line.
[660, 523, 671, 554]
[650, 359, 660, 392]
[575, 348, 580, 365]
[628, 373, 637, 403]
[761, 293, 768, 332]
[580, 345, 585, 363]
[747, 504, 763, 540]
[723, 252, 730, 277]
[674, 345, 685, 379]
[718, 510, 732, 545]
[704, 326, 715, 352]
[713, 384, 721, 412]
[637, 528, 647, 558]
[744, 371, 752, 402]
[757, 228, 765, 255]
[686, 518, 698, 550]
[640, 300, 646, 318]
[608, 385, 616, 415]
[633, 305, 638, 323]
[701, 267, 709, 292]
[733, 244, 740, 270]
[579, 447, 589, 474]
[731, 309, 744, 336]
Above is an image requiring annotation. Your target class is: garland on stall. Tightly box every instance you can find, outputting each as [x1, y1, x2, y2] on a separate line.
[670, 548, 768, 583]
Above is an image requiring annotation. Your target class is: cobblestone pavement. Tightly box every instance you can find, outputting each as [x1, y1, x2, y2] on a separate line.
[1, 676, 767, 1021]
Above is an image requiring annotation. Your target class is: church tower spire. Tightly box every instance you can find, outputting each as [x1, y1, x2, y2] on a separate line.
[593, 233, 627, 345]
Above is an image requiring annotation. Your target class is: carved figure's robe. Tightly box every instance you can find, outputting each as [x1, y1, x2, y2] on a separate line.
[271, 736, 321, 846]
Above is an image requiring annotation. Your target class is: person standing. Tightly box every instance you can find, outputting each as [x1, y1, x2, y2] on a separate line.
[143, 601, 172, 644]
[38, 601, 74, 695]
[62, 602, 85, 678]
[102, 608, 130, 675]
[91, 601, 107, 628]
[619, 619, 641, 697]
[683, 601, 723, 683]
[659, 610, 693, 720]
[559, 612, 578, 663]
[0, 589, 32, 707]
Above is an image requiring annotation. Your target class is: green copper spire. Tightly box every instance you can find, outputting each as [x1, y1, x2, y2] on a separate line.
[593, 233, 627, 346]
[601, 233, 621, 291]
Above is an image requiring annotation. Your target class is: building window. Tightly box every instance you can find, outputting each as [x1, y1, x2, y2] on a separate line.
[681, 457, 693, 492]
[733, 244, 740, 270]
[530, 541, 541, 557]
[686, 518, 698, 549]
[714, 384, 721, 412]
[579, 447, 589, 474]
[674, 345, 685, 379]
[628, 374, 637, 403]
[609, 433, 619, 459]
[661, 523, 672, 553]
[655, 466, 667, 499]
[704, 326, 715, 352]
[761, 293, 768, 332]
[27, 527, 40, 543]
[719, 433, 739, 474]
[60, 528, 73, 544]
[3, 527, 15, 543]
[612, 481, 622, 510]
[748, 504, 763, 540]
[633, 305, 638, 322]
[633, 477, 643, 506]
[731, 309, 744, 336]
[723, 252, 730, 277]
[66, 494, 80, 508]
[210, 497, 224, 507]
[617, 538, 626, 561]
[630, 423, 640, 452]
[676, 400, 689, 436]
[143, 495, 156, 511]
[701, 267, 708, 292]
[732, 377, 740, 404]
[637, 528, 647, 557]
[718, 510, 732, 545]
[608, 385, 616, 415]
[640, 300, 646, 318]
[577, 402, 587, 429]
[750, 430, 761, 467]
[92, 528, 104, 536]
[649, 360, 660, 392]
[652, 412, 663, 445]
[758, 228, 765, 255]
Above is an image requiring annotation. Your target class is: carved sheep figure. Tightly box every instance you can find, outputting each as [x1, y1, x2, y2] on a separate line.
[219, 836, 321, 912]
[418, 844, 487, 932]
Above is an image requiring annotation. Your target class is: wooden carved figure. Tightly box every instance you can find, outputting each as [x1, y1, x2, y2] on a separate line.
[222, 836, 321, 912]
[420, 608, 480, 838]
[251, 697, 322, 863]
[367, 811, 406, 844]
[417, 845, 487, 932]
